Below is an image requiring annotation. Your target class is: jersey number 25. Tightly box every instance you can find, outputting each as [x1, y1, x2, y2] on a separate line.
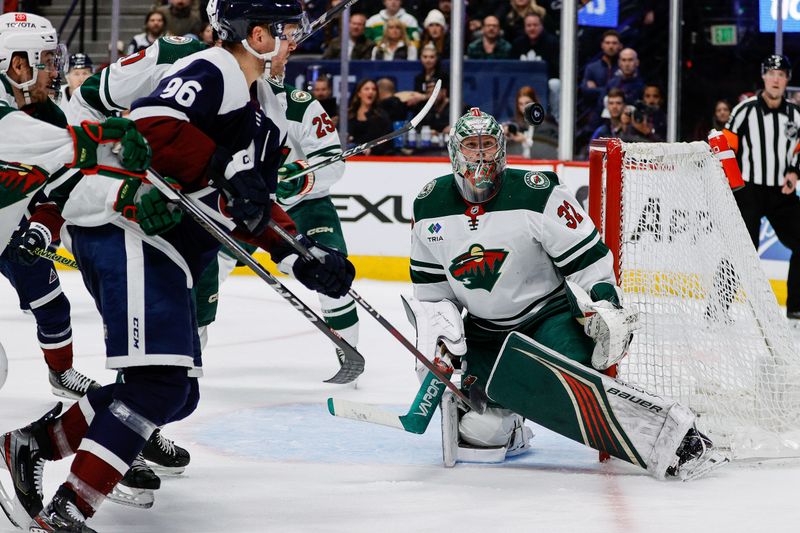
[312, 112, 336, 138]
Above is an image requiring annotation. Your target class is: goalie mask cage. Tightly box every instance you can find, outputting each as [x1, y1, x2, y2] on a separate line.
[588, 138, 800, 460]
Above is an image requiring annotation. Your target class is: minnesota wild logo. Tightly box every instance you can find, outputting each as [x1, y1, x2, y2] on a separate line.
[0, 162, 47, 209]
[449, 244, 508, 291]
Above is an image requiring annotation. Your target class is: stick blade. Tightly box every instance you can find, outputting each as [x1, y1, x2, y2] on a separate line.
[323, 358, 365, 384]
[327, 398, 405, 430]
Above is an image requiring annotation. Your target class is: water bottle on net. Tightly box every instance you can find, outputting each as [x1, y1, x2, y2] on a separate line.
[420, 125, 432, 149]
[407, 127, 417, 149]
[393, 121, 405, 149]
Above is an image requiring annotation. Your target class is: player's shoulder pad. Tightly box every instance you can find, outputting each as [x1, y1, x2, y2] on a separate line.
[155, 35, 208, 65]
[282, 82, 318, 122]
[413, 174, 464, 222]
[499, 168, 560, 213]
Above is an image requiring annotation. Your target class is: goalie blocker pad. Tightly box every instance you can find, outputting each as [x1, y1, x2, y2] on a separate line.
[486, 332, 696, 478]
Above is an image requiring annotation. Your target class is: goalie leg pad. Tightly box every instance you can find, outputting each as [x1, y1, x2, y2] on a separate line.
[486, 332, 697, 477]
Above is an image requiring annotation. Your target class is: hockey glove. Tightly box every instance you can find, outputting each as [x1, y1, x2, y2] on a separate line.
[400, 295, 466, 384]
[114, 176, 183, 236]
[67, 118, 152, 172]
[276, 160, 315, 203]
[209, 147, 271, 234]
[6, 222, 51, 265]
[278, 236, 355, 298]
[565, 280, 639, 370]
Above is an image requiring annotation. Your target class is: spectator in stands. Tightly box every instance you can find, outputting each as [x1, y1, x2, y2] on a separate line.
[371, 18, 418, 60]
[416, 80, 451, 135]
[582, 30, 622, 91]
[512, 13, 559, 119]
[636, 83, 666, 140]
[157, 0, 204, 38]
[590, 88, 626, 141]
[310, 74, 339, 121]
[323, 12, 375, 59]
[712, 99, 731, 131]
[504, 86, 539, 157]
[619, 103, 659, 142]
[420, 8, 449, 57]
[126, 10, 166, 55]
[365, 0, 421, 49]
[199, 22, 214, 46]
[605, 47, 645, 104]
[497, 0, 547, 43]
[466, 15, 512, 59]
[414, 44, 448, 94]
[348, 78, 394, 155]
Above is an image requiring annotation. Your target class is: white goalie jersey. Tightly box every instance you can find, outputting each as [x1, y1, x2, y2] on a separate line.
[410, 169, 618, 329]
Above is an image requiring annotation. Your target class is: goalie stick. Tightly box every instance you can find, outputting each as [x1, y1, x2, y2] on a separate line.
[280, 79, 442, 183]
[145, 169, 365, 385]
[266, 219, 487, 414]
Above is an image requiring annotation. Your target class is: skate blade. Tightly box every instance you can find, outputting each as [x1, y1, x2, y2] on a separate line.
[107, 486, 154, 509]
[146, 463, 185, 476]
[50, 387, 82, 401]
[679, 450, 731, 481]
[0, 470, 33, 529]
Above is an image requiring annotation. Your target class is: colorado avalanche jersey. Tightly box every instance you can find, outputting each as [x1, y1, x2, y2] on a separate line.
[64, 35, 207, 124]
[266, 79, 344, 206]
[410, 169, 617, 330]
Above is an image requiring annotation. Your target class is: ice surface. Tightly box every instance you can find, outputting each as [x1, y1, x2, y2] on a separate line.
[1, 272, 799, 532]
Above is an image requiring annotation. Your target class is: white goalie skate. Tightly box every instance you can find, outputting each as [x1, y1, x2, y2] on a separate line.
[667, 428, 730, 481]
[441, 388, 533, 467]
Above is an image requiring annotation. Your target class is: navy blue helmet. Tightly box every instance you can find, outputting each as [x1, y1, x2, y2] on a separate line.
[207, 0, 305, 43]
[68, 52, 93, 72]
[761, 54, 792, 78]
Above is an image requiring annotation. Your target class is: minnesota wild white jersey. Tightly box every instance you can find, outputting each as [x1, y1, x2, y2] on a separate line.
[410, 169, 617, 330]
[64, 35, 206, 123]
[266, 79, 344, 206]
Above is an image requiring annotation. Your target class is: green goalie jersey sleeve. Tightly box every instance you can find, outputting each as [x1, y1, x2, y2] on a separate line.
[65, 35, 207, 123]
[410, 169, 617, 327]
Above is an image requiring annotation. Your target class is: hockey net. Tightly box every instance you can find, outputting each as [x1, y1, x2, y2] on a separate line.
[588, 138, 800, 460]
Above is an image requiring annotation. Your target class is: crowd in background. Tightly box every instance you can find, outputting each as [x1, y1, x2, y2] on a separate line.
[10, 0, 794, 160]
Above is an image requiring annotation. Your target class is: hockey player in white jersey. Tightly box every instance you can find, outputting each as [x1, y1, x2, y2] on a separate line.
[405, 108, 728, 480]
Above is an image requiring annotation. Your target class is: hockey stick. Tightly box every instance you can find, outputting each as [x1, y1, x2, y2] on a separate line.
[144, 169, 365, 385]
[32, 247, 79, 269]
[295, 0, 361, 46]
[281, 79, 442, 183]
[266, 219, 487, 414]
[328, 366, 451, 433]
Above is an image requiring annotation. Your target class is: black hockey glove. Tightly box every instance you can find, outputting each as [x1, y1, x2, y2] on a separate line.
[280, 236, 355, 298]
[6, 222, 51, 265]
[208, 146, 271, 234]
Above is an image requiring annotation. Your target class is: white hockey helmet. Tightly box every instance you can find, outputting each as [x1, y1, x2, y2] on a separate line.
[0, 12, 63, 94]
[447, 107, 507, 203]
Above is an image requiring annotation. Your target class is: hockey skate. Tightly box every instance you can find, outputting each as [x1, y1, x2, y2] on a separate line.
[108, 455, 159, 509]
[667, 427, 730, 481]
[30, 486, 97, 533]
[142, 428, 190, 475]
[441, 389, 533, 467]
[49, 368, 101, 400]
[0, 404, 61, 528]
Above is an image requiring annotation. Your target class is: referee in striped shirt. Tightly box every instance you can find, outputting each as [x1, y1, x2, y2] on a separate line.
[724, 55, 800, 321]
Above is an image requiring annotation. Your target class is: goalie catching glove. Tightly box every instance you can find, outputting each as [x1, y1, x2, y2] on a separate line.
[114, 176, 183, 236]
[67, 117, 152, 173]
[208, 146, 271, 234]
[277, 160, 315, 202]
[277, 236, 355, 298]
[565, 280, 639, 370]
[401, 296, 467, 383]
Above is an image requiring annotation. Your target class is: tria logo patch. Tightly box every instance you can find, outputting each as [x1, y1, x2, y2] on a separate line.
[449, 244, 508, 291]
[428, 223, 441, 234]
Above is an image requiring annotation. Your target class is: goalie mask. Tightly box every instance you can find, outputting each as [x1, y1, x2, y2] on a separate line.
[448, 108, 507, 204]
[207, 0, 309, 62]
[0, 12, 65, 104]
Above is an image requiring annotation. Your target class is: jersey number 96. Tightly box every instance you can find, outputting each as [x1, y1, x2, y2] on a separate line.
[159, 78, 202, 107]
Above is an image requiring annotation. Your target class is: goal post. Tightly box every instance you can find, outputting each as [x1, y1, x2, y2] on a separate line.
[588, 138, 800, 460]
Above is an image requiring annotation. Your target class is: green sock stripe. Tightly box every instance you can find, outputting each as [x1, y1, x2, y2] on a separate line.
[325, 308, 359, 330]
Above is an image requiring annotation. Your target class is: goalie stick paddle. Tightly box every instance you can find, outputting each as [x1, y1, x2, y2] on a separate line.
[295, 0, 361, 46]
[267, 219, 487, 414]
[281, 79, 443, 184]
[145, 169, 365, 385]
